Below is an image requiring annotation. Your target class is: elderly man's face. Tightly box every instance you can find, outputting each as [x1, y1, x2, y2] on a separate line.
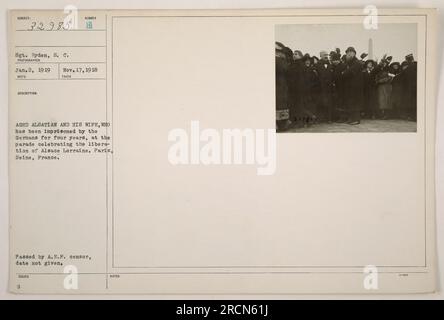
[320, 53, 329, 62]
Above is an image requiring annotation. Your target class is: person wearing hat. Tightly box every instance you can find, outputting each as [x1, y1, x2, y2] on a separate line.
[401, 60, 409, 70]
[360, 53, 368, 60]
[403, 54, 417, 121]
[302, 53, 311, 67]
[287, 49, 305, 127]
[345, 46, 356, 55]
[293, 50, 303, 61]
[330, 50, 345, 122]
[330, 48, 341, 63]
[375, 55, 393, 119]
[362, 59, 378, 119]
[405, 53, 414, 63]
[330, 52, 341, 66]
[275, 42, 290, 131]
[298, 53, 318, 126]
[315, 50, 335, 122]
[389, 61, 401, 74]
[340, 46, 364, 125]
[389, 61, 404, 119]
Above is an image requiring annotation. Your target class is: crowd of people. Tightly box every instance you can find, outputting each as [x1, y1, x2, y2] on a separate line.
[275, 42, 417, 131]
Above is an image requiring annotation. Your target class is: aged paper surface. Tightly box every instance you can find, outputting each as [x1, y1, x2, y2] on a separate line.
[8, 8, 437, 294]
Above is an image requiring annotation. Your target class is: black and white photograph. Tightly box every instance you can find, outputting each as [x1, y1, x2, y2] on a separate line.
[275, 23, 418, 132]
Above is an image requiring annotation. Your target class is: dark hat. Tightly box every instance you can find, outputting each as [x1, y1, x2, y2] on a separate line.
[386, 56, 393, 62]
[346, 46, 356, 54]
[365, 59, 376, 67]
[330, 52, 341, 61]
[401, 61, 409, 68]
[390, 62, 400, 68]
[302, 53, 311, 62]
[360, 53, 368, 59]
[405, 53, 414, 61]
[275, 41, 285, 52]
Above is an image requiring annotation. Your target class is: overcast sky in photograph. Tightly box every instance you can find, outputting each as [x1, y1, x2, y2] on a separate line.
[275, 23, 417, 63]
